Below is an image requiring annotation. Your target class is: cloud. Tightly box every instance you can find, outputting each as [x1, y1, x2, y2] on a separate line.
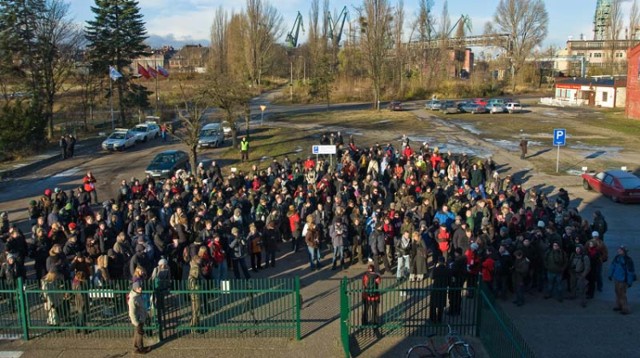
[145, 33, 209, 48]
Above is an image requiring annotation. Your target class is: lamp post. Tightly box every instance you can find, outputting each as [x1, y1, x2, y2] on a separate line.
[260, 105, 266, 126]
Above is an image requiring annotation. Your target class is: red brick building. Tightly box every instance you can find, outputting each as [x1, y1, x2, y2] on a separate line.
[626, 44, 640, 119]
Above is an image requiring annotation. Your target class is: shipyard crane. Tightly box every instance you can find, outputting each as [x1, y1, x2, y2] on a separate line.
[286, 11, 305, 48]
[447, 14, 472, 38]
[327, 6, 348, 48]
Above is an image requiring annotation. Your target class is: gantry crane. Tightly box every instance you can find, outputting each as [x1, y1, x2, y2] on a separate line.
[327, 6, 348, 48]
[286, 11, 305, 48]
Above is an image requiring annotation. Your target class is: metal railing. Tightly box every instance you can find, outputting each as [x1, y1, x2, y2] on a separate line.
[478, 282, 536, 358]
[340, 277, 536, 358]
[0, 277, 301, 341]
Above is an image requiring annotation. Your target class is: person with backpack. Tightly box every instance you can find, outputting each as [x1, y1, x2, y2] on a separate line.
[569, 244, 591, 307]
[361, 264, 381, 326]
[609, 245, 636, 315]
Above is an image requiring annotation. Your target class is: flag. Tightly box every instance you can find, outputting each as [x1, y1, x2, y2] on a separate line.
[157, 65, 169, 77]
[147, 65, 158, 78]
[137, 63, 150, 79]
[109, 66, 122, 80]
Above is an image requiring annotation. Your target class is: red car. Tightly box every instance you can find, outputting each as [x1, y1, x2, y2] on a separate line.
[473, 98, 488, 106]
[582, 170, 640, 203]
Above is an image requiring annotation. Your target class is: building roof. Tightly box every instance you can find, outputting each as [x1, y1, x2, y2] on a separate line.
[556, 76, 626, 87]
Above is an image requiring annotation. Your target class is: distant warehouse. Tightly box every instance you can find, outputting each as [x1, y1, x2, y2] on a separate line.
[551, 76, 626, 109]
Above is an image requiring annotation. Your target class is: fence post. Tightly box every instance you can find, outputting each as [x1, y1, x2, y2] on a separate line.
[17, 277, 29, 340]
[475, 280, 483, 337]
[294, 276, 301, 341]
[340, 277, 350, 358]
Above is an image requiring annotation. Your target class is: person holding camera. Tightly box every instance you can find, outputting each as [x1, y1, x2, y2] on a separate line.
[229, 227, 251, 279]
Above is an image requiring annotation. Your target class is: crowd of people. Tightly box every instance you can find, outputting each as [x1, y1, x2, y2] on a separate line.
[0, 131, 636, 338]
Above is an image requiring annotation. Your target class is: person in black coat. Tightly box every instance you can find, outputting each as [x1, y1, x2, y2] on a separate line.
[430, 256, 450, 323]
[447, 248, 467, 316]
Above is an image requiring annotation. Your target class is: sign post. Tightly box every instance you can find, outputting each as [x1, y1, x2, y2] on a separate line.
[259, 105, 266, 126]
[312, 145, 337, 169]
[553, 128, 566, 173]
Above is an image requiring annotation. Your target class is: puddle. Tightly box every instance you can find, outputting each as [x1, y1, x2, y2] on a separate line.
[569, 143, 622, 159]
[53, 168, 80, 178]
[260, 156, 269, 162]
[542, 111, 559, 117]
[294, 147, 303, 153]
[406, 136, 435, 144]
[375, 120, 392, 124]
[453, 122, 482, 135]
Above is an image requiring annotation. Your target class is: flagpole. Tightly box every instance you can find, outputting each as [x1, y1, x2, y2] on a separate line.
[109, 66, 114, 130]
[155, 59, 159, 114]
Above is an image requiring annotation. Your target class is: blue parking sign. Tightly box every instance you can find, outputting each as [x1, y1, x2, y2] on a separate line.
[553, 129, 566, 146]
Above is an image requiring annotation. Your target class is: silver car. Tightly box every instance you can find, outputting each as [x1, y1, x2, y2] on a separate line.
[425, 100, 442, 110]
[102, 129, 137, 151]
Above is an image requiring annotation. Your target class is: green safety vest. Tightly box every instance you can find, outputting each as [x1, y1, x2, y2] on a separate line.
[241, 140, 249, 151]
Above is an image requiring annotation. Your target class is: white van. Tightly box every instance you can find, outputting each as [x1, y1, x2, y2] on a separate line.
[198, 123, 224, 148]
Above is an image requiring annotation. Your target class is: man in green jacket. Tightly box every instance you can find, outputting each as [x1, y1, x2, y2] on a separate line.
[544, 241, 568, 302]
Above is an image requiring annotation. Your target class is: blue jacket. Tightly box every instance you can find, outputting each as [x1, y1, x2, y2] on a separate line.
[609, 254, 636, 286]
[434, 210, 455, 230]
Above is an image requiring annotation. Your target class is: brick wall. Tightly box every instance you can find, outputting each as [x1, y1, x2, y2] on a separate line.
[626, 45, 640, 119]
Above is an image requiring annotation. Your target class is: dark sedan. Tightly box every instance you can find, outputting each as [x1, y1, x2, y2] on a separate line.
[459, 102, 488, 114]
[582, 170, 640, 203]
[388, 101, 403, 111]
[145, 150, 190, 179]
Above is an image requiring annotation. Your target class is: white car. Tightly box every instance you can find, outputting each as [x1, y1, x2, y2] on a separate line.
[505, 102, 523, 114]
[221, 120, 239, 138]
[102, 129, 137, 151]
[131, 122, 160, 142]
[488, 104, 506, 114]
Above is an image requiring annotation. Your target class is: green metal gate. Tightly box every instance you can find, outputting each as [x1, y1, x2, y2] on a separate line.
[0, 277, 301, 341]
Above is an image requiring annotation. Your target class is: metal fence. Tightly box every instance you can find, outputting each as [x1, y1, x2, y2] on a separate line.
[478, 282, 536, 358]
[340, 277, 536, 358]
[0, 277, 301, 341]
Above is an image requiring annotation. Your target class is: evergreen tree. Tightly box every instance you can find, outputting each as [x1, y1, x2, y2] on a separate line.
[0, 0, 48, 148]
[85, 0, 148, 126]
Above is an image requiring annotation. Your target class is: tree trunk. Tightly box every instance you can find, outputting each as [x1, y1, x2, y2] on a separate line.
[189, 144, 198, 175]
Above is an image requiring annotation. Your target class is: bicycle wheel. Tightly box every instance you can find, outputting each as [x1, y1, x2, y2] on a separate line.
[448, 342, 475, 358]
[406, 345, 436, 358]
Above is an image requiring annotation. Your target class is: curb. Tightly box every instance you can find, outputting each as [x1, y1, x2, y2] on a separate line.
[0, 136, 104, 180]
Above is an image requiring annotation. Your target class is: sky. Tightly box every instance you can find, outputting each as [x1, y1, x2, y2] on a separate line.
[66, 0, 636, 49]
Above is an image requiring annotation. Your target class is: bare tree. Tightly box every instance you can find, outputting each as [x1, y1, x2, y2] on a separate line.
[605, 0, 623, 74]
[392, 0, 407, 95]
[209, 6, 228, 74]
[245, 0, 283, 88]
[207, 75, 252, 148]
[487, 0, 548, 91]
[174, 81, 212, 171]
[37, 0, 84, 138]
[630, 0, 640, 40]
[414, 0, 438, 88]
[358, 0, 394, 110]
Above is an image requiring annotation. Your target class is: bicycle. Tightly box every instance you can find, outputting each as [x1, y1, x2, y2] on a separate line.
[406, 324, 475, 358]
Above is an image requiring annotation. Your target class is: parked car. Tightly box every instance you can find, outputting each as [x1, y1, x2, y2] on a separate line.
[440, 101, 460, 114]
[388, 101, 403, 111]
[131, 121, 160, 142]
[425, 99, 442, 110]
[101, 129, 137, 151]
[487, 103, 507, 114]
[472, 98, 488, 106]
[198, 123, 225, 148]
[221, 120, 239, 138]
[459, 102, 488, 114]
[505, 102, 523, 114]
[145, 150, 190, 179]
[582, 170, 640, 203]
[487, 98, 507, 107]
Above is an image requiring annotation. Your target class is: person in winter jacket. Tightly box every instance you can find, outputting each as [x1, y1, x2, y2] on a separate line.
[330, 221, 346, 270]
[569, 244, 591, 307]
[369, 224, 391, 274]
[544, 241, 568, 302]
[229, 227, 250, 279]
[512, 250, 530, 306]
[395, 231, 411, 280]
[609, 246, 636, 315]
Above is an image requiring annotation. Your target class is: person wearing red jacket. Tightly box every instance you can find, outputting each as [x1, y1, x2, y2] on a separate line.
[287, 206, 301, 253]
[437, 226, 451, 261]
[465, 242, 481, 298]
[82, 171, 98, 204]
